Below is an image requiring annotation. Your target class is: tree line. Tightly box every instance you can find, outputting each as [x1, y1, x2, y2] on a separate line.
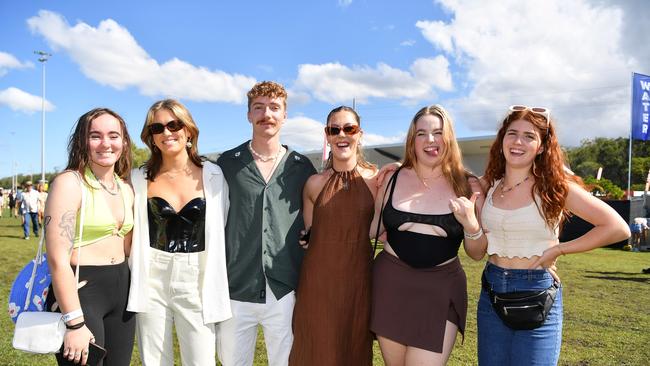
[0, 145, 150, 189]
[566, 137, 650, 192]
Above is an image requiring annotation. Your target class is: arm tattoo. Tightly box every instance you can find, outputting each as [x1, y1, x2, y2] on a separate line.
[58, 210, 77, 253]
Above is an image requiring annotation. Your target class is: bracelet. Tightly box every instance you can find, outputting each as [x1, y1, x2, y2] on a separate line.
[65, 321, 85, 330]
[557, 244, 566, 256]
[463, 227, 484, 241]
[62, 309, 84, 323]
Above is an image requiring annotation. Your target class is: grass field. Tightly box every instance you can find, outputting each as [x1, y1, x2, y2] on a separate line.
[1, 211, 648, 365]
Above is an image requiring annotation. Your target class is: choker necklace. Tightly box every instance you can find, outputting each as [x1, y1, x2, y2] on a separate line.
[414, 168, 443, 189]
[249, 141, 282, 162]
[499, 176, 530, 198]
[92, 171, 119, 196]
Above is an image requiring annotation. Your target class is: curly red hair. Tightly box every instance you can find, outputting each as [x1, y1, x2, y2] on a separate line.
[484, 109, 576, 228]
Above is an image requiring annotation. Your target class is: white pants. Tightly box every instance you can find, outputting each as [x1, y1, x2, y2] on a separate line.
[216, 283, 295, 366]
[136, 250, 216, 366]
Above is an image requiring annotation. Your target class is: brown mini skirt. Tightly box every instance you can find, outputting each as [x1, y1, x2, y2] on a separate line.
[370, 250, 467, 353]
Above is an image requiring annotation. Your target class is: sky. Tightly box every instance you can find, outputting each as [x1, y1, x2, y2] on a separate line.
[0, 0, 648, 180]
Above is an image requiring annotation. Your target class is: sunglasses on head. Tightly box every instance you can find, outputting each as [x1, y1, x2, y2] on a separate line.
[509, 105, 550, 127]
[149, 120, 184, 134]
[324, 125, 360, 136]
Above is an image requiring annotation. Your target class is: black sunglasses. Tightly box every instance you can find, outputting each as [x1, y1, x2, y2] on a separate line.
[324, 125, 360, 136]
[149, 120, 184, 134]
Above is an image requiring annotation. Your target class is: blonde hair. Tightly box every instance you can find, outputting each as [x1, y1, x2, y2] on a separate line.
[402, 105, 472, 198]
[140, 99, 203, 180]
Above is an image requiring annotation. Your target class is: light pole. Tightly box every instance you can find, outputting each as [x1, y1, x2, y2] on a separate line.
[12, 161, 18, 191]
[34, 51, 51, 185]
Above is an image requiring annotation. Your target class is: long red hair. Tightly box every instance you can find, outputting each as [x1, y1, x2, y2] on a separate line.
[484, 109, 576, 228]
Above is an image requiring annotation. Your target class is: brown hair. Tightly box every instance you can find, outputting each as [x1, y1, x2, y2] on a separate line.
[483, 109, 575, 228]
[65, 108, 133, 184]
[247, 81, 287, 110]
[324, 106, 377, 172]
[402, 105, 472, 198]
[140, 99, 203, 181]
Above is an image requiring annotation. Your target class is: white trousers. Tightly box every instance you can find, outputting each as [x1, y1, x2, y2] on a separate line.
[136, 250, 216, 366]
[216, 283, 295, 366]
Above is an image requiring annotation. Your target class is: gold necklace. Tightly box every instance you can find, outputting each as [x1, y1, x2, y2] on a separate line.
[262, 149, 284, 183]
[414, 168, 443, 189]
[499, 176, 530, 198]
[249, 141, 282, 162]
[162, 165, 192, 179]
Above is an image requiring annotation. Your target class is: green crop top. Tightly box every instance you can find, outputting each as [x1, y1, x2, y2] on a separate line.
[73, 168, 134, 247]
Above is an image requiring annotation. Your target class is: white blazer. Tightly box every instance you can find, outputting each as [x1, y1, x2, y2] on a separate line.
[127, 161, 232, 323]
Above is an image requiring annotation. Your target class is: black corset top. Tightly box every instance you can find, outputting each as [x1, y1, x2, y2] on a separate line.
[148, 196, 206, 253]
[382, 168, 464, 268]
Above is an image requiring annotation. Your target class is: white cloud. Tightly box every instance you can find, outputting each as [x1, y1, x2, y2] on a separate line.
[281, 116, 325, 151]
[0, 87, 55, 113]
[362, 131, 405, 146]
[416, 0, 642, 145]
[0, 52, 33, 77]
[400, 40, 416, 47]
[281, 116, 404, 151]
[26, 10, 256, 104]
[293, 56, 453, 104]
[338, 0, 353, 8]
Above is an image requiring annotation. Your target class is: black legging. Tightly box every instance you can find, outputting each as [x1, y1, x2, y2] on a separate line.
[47, 261, 135, 366]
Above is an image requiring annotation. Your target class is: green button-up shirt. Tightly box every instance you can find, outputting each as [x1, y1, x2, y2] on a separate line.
[217, 141, 316, 303]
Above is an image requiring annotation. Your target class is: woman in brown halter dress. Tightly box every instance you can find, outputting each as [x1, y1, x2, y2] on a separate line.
[289, 106, 378, 365]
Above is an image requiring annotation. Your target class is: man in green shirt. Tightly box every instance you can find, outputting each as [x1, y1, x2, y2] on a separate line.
[216, 81, 316, 366]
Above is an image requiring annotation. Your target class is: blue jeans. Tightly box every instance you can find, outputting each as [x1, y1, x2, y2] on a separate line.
[23, 212, 39, 238]
[477, 262, 563, 366]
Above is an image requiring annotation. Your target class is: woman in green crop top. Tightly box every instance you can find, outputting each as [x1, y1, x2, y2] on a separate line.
[44, 108, 136, 365]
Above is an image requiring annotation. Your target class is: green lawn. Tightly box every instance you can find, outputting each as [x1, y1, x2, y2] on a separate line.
[1, 211, 648, 365]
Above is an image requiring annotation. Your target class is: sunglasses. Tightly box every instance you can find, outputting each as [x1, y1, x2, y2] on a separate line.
[509, 105, 551, 127]
[324, 125, 360, 136]
[149, 120, 185, 134]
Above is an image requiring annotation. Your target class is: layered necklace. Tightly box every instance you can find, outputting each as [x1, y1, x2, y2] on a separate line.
[499, 175, 530, 198]
[162, 165, 192, 180]
[249, 141, 282, 162]
[92, 171, 120, 196]
[249, 141, 285, 182]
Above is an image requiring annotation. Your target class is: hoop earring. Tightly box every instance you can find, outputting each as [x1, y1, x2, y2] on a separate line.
[186, 139, 193, 149]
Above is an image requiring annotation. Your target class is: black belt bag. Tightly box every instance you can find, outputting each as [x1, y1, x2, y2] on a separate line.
[482, 271, 559, 330]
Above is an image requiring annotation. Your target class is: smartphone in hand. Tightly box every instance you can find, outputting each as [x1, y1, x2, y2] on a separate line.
[86, 342, 107, 366]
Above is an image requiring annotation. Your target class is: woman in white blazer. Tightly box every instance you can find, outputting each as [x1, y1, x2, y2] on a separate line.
[127, 99, 231, 365]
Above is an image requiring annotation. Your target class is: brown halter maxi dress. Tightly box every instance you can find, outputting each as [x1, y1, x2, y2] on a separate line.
[289, 168, 374, 366]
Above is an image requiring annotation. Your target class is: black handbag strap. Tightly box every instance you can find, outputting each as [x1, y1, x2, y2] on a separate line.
[372, 168, 400, 259]
[481, 269, 560, 299]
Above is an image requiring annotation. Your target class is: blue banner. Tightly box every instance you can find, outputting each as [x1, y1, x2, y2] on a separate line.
[632, 72, 650, 141]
